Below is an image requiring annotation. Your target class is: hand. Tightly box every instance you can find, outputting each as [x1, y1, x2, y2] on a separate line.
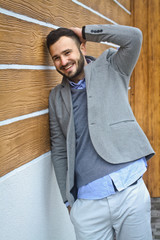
[67, 205, 71, 214]
[70, 27, 86, 44]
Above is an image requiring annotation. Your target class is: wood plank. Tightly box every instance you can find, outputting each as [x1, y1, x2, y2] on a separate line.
[132, 0, 160, 197]
[132, 0, 151, 191]
[118, 0, 131, 12]
[0, 70, 61, 121]
[132, 0, 149, 133]
[0, 114, 50, 177]
[80, 0, 131, 25]
[0, 13, 52, 65]
[147, 0, 160, 197]
[0, 0, 110, 28]
[0, 14, 108, 66]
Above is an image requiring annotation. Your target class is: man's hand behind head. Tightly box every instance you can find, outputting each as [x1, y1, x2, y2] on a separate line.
[70, 27, 86, 44]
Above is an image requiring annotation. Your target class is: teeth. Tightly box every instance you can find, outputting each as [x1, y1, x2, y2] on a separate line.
[65, 65, 72, 70]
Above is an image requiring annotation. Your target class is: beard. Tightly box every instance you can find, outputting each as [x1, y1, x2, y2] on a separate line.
[56, 51, 85, 82]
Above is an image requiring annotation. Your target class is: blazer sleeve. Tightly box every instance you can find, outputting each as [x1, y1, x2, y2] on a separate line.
[83, 24, 143, 76]
[49, 90, 68, 203]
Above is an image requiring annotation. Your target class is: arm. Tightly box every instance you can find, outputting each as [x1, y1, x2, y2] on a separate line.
[49, 91, 68, 203]
[72, 24, 142, 76]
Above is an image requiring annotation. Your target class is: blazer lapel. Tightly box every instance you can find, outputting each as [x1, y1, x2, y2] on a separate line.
[84, 60, 92, 90]
[61, 78, 72, 115]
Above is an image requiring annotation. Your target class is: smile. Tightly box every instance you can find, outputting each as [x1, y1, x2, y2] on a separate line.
[61, 63, 75, 71]
[64, 64, 73, 70]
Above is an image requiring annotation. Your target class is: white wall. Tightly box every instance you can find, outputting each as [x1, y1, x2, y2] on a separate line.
[0, 152, 76, 240]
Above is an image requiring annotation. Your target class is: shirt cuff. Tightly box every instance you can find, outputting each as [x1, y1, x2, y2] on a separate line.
[65, 201, 70, 207]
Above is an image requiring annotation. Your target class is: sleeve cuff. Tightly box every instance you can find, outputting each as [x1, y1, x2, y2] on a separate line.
[82, 26, 86, 40]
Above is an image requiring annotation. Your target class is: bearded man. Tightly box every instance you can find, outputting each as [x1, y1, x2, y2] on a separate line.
[46, 24, 154, 240]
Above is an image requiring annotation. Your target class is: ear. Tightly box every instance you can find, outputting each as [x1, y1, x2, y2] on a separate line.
[80, 42, 86, 55]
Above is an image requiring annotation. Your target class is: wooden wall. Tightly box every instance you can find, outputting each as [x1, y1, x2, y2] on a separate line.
[131, 0, 160, 197]
[0, 1, 159, 196]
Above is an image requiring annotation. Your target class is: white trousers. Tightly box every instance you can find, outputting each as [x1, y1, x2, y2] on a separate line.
[70, 178, 152, 240]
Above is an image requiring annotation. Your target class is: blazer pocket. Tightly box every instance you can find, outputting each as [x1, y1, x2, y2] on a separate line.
[109, 119, 135, 126]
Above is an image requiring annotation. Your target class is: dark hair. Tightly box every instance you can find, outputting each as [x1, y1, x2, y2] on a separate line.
[46, 28, 81, 50]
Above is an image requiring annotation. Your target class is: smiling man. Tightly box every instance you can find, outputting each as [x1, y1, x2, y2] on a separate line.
[47, 25, 154, 240]
[48, 29, 87, 82]
[49, 34, 87, 82]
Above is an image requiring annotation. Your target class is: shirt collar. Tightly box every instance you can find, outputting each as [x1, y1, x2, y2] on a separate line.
[69, 78, 86, 89]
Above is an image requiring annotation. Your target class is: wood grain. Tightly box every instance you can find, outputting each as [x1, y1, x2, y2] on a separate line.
[0, 114, 50, 177]
[118, 0, 131, 12]
[0, 13, 52, 65]
[0, 70, 61, 121]
[0, 13, 109, 66]
[132, 0, 160, 197]
[80, 0, 131, 25]
[132, 0, 149, 133]
[147, 0, 160, 197]
[0, 0, 112, 28]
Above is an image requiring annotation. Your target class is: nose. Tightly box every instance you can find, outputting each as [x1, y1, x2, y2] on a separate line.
[60, 56, 68, 67]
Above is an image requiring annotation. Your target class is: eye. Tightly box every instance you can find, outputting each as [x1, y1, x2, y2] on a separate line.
[65, 50, 71, 56]
[53, 56, 60, 62]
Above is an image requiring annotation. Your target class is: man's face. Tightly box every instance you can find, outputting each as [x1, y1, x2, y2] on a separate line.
[49, 36, 86, 83]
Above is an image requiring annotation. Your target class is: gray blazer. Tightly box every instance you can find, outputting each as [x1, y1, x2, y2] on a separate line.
[49, 25, 155, 206]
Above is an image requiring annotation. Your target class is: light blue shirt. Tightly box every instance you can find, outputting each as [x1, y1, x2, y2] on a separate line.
[68, 78, 147, 202]
[78, 157, 147, 199]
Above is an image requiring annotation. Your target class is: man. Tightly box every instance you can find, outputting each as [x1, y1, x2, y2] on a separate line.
[47, 24, 154, 240]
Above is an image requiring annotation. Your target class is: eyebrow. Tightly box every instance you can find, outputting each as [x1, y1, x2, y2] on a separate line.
[52, 49, 72, 60]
